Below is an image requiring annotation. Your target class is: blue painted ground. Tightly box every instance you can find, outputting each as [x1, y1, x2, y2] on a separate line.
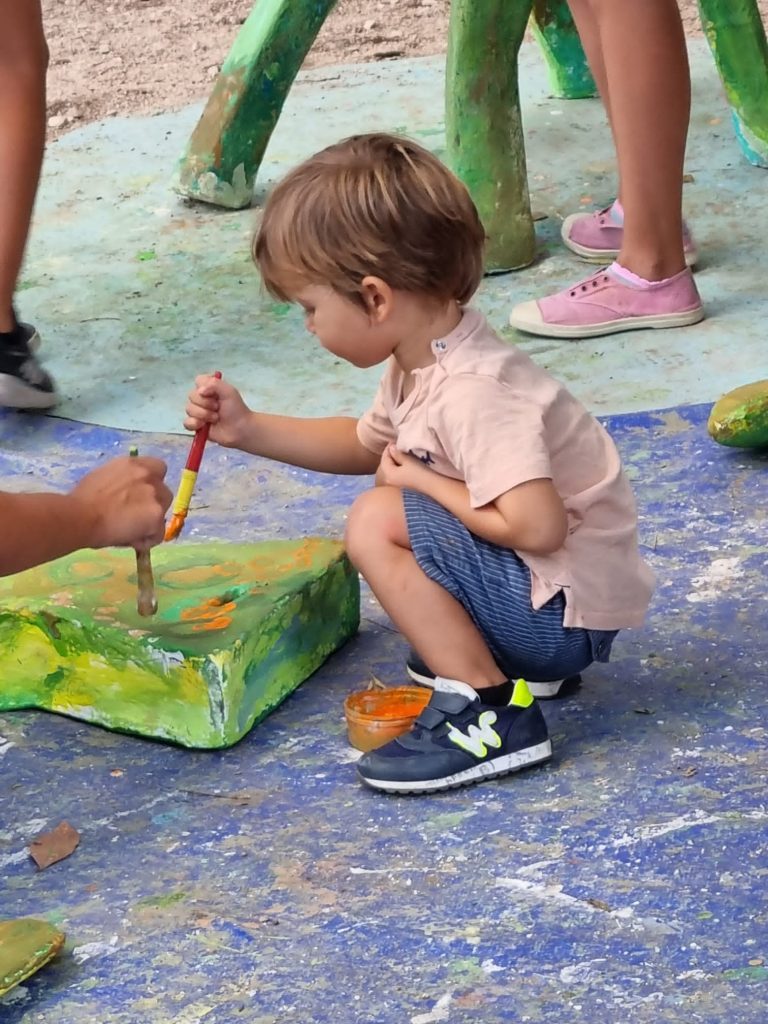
[1, 403, 766, 1023]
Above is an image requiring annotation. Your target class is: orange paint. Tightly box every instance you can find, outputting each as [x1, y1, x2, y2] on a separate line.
[180, 598, 237, 622]
[191, 615, 233, 632]
[344, 686, 431, 752]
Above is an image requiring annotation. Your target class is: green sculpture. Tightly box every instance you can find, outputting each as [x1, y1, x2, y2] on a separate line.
[175, 0, 768, 266]
[698, 0, 768, 167]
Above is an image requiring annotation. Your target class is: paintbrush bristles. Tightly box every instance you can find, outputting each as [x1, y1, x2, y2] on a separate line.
[164, 512, 187, 543]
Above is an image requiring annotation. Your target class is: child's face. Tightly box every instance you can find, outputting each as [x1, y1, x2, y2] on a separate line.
[294, 283, 397, 369]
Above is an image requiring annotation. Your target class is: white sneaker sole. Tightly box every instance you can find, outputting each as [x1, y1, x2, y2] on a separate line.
[560, 214, 698, 268]
[509, 304, 705, 340]
[0, 373, 57, 410]
[406, 663, 570, 700]
[359, 739, 553, 794]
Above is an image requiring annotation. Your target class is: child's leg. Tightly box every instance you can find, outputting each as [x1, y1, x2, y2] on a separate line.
[345, 486, 507, 691]
[0, 0, 48, 332]
[350, 488, 564, 792]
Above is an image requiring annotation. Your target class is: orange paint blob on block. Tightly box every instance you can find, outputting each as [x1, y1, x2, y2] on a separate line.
[191, 615, 233, 632]
[344, 686, 431, 752]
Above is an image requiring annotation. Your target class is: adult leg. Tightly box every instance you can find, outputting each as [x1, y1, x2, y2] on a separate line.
[510, 0, 700, 339]
[0, 0, 57, 409]
[0, 0, 48, 332]
[586, 0, 690, 280]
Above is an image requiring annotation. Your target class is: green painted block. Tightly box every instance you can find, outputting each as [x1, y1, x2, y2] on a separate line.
[0, 919, 65, 996]
[708, 379, 768, 448]
[0, 540, 359, 749]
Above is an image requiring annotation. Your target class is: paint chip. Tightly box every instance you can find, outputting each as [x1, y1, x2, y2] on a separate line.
[28, 822, 80, 870]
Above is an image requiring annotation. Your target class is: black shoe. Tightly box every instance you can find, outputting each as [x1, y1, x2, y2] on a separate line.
[406, 649, 582, 700]
[0, 322, 57, 410]
[356, 677, 552, 794]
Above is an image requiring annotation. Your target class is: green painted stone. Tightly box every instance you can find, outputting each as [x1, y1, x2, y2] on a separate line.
[0, 919, 65, 996]
[708, 379, 768, 448]
[0, 540, 359, 749]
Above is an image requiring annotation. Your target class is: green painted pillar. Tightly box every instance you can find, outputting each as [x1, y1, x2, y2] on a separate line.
[446, 0, 536, 272]
[698, 0, 768, 167]
[531, 0, 595, 99]
[175, 0, 338, 209]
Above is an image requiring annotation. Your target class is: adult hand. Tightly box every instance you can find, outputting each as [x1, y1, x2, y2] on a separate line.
[70, 456, 172, 551]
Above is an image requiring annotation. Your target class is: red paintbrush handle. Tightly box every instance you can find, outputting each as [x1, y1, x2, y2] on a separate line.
[185, 370, 222, 472]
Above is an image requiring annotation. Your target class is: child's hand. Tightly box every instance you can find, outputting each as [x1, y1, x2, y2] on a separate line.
[184, 374, 252, 448]
[376, 444, 433, 492]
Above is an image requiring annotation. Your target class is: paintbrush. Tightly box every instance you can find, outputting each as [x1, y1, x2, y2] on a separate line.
[129, 445, 158, 617]
[164, 370, 222, 542]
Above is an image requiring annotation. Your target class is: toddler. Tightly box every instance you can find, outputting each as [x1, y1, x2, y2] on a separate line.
[185, 133, 655, 794]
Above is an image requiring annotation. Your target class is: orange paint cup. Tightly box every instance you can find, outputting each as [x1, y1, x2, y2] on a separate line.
[344, 685, 431, 753]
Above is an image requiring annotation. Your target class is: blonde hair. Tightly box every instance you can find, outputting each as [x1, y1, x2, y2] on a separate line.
[253, 133, 486, 308]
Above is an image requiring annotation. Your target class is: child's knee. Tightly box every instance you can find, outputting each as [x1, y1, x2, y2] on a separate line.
[345, 486, 406, 566]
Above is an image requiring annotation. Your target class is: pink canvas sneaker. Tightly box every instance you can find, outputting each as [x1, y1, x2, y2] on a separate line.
[509, 265, 704, 340]
[562, 205, 698, 268]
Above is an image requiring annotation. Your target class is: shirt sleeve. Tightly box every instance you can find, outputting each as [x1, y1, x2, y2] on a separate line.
[356, 366, 397, 455]
[431, 375, 552, 507]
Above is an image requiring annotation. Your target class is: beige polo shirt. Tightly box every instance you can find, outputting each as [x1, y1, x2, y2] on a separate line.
[356, 307, 654, 630]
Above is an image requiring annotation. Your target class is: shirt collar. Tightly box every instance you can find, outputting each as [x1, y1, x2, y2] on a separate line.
[429, 307, 483, 359]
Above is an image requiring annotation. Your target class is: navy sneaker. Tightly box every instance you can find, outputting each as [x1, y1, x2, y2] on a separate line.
[406, 649, 581, 700]
[0, 321, 57, 410]
[356, 677, 552, 794]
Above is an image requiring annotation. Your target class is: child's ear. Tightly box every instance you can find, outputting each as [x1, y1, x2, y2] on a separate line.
[360, 276, 394, 323]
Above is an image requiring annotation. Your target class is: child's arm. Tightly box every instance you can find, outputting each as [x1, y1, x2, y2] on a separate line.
[378, 445, 568, 555]
[185, 374, 380, 475]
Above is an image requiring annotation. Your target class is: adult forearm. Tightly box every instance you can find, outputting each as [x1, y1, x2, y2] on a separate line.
[0, 491, 93, 576]
[237, 413, 380, 475]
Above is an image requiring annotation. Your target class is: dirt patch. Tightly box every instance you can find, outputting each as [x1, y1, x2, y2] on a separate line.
[43, 0, 768, 137]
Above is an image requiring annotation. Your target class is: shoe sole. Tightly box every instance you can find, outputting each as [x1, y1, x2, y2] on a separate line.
[358, 739, 553, 794]
[0, 373, 58, 410]
[509, 306, 705, 340]
[406, 663, 576, 700]
[561, 216, 698, 269]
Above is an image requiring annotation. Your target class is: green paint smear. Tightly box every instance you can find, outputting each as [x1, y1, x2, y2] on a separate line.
[137, 891, 188, 908]
[136, 249, 157, 261]
[723, 966, 768, 981]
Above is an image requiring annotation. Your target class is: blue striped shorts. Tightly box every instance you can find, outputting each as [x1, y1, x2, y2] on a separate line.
[403, 490, 617, 682]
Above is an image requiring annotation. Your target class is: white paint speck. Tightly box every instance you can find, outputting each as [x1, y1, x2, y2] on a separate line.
[687, 556, 743, 603]
[481, 959, 505, 975]
[611, 810, 722, 848]
[411, 992, 453, 1024]
[72, 935, 119, 964]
